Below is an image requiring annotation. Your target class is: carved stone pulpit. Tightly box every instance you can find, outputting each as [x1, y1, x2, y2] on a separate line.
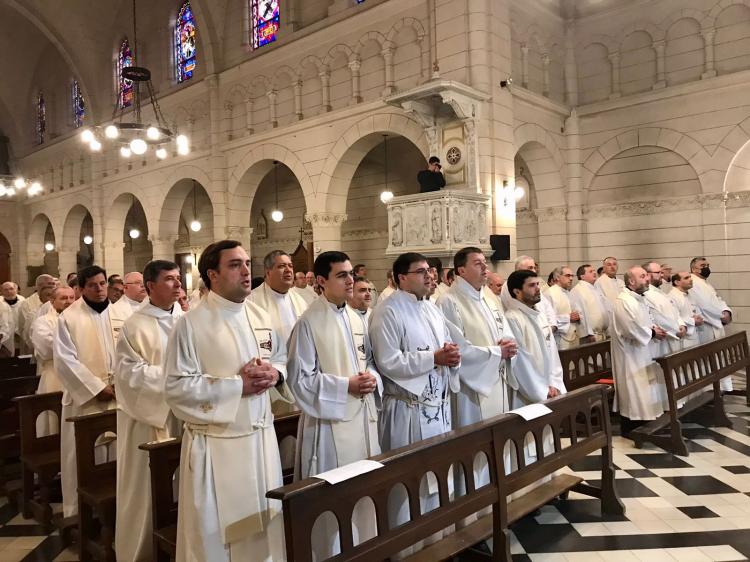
[385, 189, 491, 265]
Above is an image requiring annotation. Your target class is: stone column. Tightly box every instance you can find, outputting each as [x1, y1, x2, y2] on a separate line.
[268, 90, 278, 128]
[521, 44, 529, 88]
[319, 70, 332, 112]
[541, 53, 550, 97]
[608, 51, 621, 99]
[701, 28, 717, 79]
[293, 80, 303, 120]
[226, 226, 254, 253]
[349, 58, 362, 104]
[564, 22, 578, 106]
[382, 46, 395, 96]
[103, 241, 125, 278]
[306, 212, 347, 254]
[653, 40, 666, 89]
[245, 97, 254, 134]
[149, 235, 179, 261]
[224, 102, 234, 141]
[564, 109, 585, 263]
[57, 247, 79, 282]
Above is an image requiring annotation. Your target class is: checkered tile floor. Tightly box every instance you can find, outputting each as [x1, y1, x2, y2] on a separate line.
[4, 394, 750, 561]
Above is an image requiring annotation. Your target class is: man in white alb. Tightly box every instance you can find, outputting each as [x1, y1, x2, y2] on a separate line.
[595, 256, 624, 306]
[546, 266, 580, 350]
[643, 262, 686, 357]
[376, 270, 397, 306]
[287, 251, 381, 558]
[2, 282, 25, 355]
[660, 264, 673, 293]
[292, 271, 316, 305]
[348, 275, 374, 324]
[500, 255, 558, 333]
[54, 266, 117, 518]
[19, 274, 57, 354]
[570, 264, 610, 343]
[164, 240, 289, 562]
[115, 260, 184, 562]
[0, 298, 11, 357]
[109, 271, 147, 339]
[669, 272, 703, 349]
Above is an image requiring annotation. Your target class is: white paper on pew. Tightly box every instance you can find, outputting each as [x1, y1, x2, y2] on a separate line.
[509, 403, 552, 421]
[313, 459, 384, 484]
[17, 355, 32, 359]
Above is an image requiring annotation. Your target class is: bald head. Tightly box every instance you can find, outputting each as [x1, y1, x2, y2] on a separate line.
[35, 274, 57, 292]
[624, 266, 649, 295]
[51, 286, 75, 313]
[123, 271, 147, 302]
[486, 272, 505, 296]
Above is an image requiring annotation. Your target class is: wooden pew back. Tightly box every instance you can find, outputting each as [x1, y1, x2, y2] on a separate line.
[69, 409, 117, 487]
[559, 340, 612, 391]
[15, 391, 63, 455]
[267, 385, 616, 562]
[140, 437, 181, 562]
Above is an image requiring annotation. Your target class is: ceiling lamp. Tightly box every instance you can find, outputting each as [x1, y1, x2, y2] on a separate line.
[189, 180, 201, 231]
[271, 161, 283, 223]
[0, 175, 44, 199]
[80, 0, 189, 160]
[44, 242, 55, 252]
[129, 228, 140, 239]
[379, 134, 394, 204]
[514, 186, 525, 201]
[83, 235, 94, 245]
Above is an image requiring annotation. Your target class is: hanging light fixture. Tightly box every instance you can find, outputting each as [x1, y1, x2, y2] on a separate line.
[379, 134, 394, 204]
[271, 161, 283, 222]
[83, 234, 94, 245]
[44, 242, 55, 252]
[0, 175, 44, 199]
[190, 181, 202, 232]
[80, 0, 189, 159]
[128, 195, 141, 239]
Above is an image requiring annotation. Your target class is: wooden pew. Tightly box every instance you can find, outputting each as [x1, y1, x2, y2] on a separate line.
[0, 357, 37, 379]
[0, 376, 40, 502]
[70, 409, 117, 562]
[14, 391, 63, 530]
[632, 331, 750, 456]
[275, 411, 300, 485]
[559, 340, 612, 392]
[267, 385, 623, 562]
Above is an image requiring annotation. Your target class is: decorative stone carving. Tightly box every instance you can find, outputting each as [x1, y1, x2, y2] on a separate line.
[535, 207, 568, 221]
[305, 212, 348, 226]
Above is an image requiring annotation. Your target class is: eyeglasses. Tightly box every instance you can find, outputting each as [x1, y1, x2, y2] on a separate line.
[406, 268, 431, 277]
[125, 282, 144, 287]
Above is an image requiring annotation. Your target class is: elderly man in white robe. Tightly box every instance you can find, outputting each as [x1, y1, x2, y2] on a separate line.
[595, 257, 624, 306]
[370, 251, 461, 552]
[689, 257, 733, 391]
[115, 260, 184, 562]
[669, 272, 703, 349]
[287, 252, 381, 559]
[570, 264, 610, 343]
[164, 240, 290, 562]
[19, 274, 58, 354]
[2, 282, 25, 355]
[30, 286, 75, 435]
[546, 266, 581, 350]
[643, 262, 686, 357]
[292, 271, 316, 305]
[611, 266, 668, 438]
[109, 271, 147, 340]
[54, 266, 118, 518]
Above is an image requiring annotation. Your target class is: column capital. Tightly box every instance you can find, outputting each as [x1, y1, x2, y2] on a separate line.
[305, 212, 348, 227]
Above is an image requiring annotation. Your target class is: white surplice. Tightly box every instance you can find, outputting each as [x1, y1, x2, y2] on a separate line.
[19, 292, 41, 353]
[611, 290, 663, 420]
[115, 302, 183, 562]
[500, 282, 557, 331]
[4, 294, 24, 354]
[249, 282, 308, 344]
[689, 275, 733, 391]
[163, 291, 288, 562]
[287, 297, 382, 560]
[30, 306, 63, 436]
[644, 285, 683, 358]
[546, 284, 578, 350]
[595, 274, 624, 305]
[570, 280, 610, 341]
[0, 299, 13, 355]
[375, 285, 396, 307]
[53, 298, 117, 517]
[291, 286, 317, 306]
[109, 295, 143, 341]
[669, 288, 700, 349]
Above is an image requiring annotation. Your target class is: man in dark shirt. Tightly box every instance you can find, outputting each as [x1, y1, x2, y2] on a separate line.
[417, 156, 446, 192]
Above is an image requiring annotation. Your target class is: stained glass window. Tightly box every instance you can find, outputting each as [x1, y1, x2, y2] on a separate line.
[250, 0, 280, 50]
[175, 1, 197, 83]
[36, 91, 45, 144]
[117, 38, 134, 108]
[72, 80, 85, 128]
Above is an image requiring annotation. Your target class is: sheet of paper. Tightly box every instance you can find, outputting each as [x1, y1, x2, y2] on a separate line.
[509, 403, 553, 421]
[17, 355, 32, 359]
[313, 459, 384, 485]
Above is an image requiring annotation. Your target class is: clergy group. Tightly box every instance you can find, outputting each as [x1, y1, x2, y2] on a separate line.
[0, 242, 733, 562]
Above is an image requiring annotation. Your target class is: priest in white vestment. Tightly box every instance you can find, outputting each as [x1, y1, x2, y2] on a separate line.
[109, 271, 147, 340]
[669, 272, 703, 349]
[570, 264, 610, 343]
[30, 287, 75, 436]
[546, 267, 580, 350]
[293, 271, 317, 305]
[484, 272, 505, 312]
[643, 262, 686, 357]
[2, 282, 25, 355]
[164, 240, 289, 562]
[376, 270, 397, 307]
[348, 275, 374, 325]
[287, 252, 381, 559]
[688, 257, 733, 391]
[370, 252, 461, 553]
[53, 266, 117, 517]
[499, 255, 558, 332]
[660, 264, 673, 293]
[610, 266, 667, 437]
[0, 299, 12, 357]
[115, 260, 184, 562]
[594, 257, 625, 306]
[19, 274, 57, 354]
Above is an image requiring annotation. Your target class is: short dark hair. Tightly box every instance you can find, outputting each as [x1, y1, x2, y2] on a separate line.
[143, 260, 180, 294]
[68, 275, 79, 289]
[453, 247, 483, 271]
[108, 278, 123, 288]
[198, 240, 242, 290]
[428, 156, 440, 164]
[426, 256, 443, 277]
[66, 272, 77, 282]
[446, 269, 455, 281]
[78, 265, 107, 288]
[597, 266, 603, 276]
[251, 276, 264, 290]
[507, 270, 537, 299]
[353, 264, 366, 275]
[393, 252, 427, 287]
[263, 250, 290, 271]
[107, 274, 121, 283]
[353, 275, 369, 285]
[671, 273, 681, 286]
[314, 251, 350, 279]
[576, 264, 591, 279]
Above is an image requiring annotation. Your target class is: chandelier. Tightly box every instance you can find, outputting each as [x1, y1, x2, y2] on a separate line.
[80, 0, 189, 159]
[0, 174, 43, 199]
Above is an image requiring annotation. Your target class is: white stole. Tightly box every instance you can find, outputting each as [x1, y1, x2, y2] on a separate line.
[63, 298, 115, 384]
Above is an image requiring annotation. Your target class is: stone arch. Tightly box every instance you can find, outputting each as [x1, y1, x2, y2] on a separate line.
[103, 192, 151, 248]
[157, 165, 220, 240]
[297, 54, 326, 76]
[706, 0, 750, 28]
[660, 9, 709, 32]
[515, 141, 566, 209]
[523, 24, 551, 54]
[385, 17, 426, 44]
[618, 21, 665, 48]
[514, 123, 565, 174]
[323, 44, 355, 67]
[721, 116, 750, 192]
[61, 203, 94, 252]
[576, 34, 618, 54]
[582, 128, 710, 193]
[28, 212, 56, 258]
[271, 65, 299, 90]
[354, 31, 387, 57]
[316, 113, 429, 215]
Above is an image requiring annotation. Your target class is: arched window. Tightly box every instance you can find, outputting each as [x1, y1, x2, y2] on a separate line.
[36, 91, 46, 144]
[117, 38, 134, 108]
[175, 1, 197, 83]
[250, 0, 280, 50]
[72, 80, 85, 128]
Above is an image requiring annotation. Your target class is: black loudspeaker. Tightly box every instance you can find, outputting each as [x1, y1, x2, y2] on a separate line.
[490, 234, 510, 261]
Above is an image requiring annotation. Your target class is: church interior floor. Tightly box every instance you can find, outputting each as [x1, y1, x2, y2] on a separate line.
[3, 394, 750, 561]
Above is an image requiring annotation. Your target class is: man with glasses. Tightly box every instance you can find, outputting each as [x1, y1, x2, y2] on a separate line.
[109, 271, 147, 340]
[546, 266, 580, 350]
[643, 261, 685, 357]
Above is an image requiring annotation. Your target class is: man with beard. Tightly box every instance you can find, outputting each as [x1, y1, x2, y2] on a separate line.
[669, 272, 703, 349]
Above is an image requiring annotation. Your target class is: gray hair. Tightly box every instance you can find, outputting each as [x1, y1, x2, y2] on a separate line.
[263, 250, 290, 271]
[35, 274, 56, 291]
[514, 255, 535, 271]
[550, 266, 565, 282]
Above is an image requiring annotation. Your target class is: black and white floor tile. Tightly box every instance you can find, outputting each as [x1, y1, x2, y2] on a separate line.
[4, 394, 750, 561]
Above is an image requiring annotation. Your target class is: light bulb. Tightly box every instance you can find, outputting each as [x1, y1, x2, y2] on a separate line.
[130, 138, 148, 155]
[380, 190, 394, 204]
[129, 228, 140, 239]
[5, 188, 15, 197]
[105, 125, 119, 139]
[120, 146, 132, 158]
[176, 134, 188, 146]
[14, 177, 26, 189]
[28, 182, 42, 196]
[155, 147, 168, 159]
[185, 254, 195, 265]
[90, 139, 102, 151]
[83, 235, 93, 245]
[146, 126, 160, 140]
[177, 143, 190, 155]
[44, 242, 55, 252]
[190, 220, 202, 232]
[80, 129, 94, 143]
[271, 209, 284, 222]
[0, 185, 6, 197]
[514, 186, 525, 201]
